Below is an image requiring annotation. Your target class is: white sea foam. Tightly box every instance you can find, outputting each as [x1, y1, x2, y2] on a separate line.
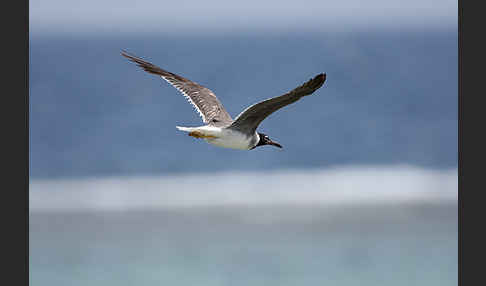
[29, 165, 457, 212]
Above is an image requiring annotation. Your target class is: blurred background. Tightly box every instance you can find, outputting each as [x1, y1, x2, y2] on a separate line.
[29, 0, 458, 285]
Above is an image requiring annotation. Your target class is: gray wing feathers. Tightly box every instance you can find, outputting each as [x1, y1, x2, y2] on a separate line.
[121, 51, 233, 126]
[230, 73, 326, 135]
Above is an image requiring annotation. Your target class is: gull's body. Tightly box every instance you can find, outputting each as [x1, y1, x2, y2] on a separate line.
[121, 51, 326, 150]
[175, 125, 259, 150]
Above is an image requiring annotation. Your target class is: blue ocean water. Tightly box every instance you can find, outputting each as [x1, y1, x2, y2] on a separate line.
[29, 30, 457, 179]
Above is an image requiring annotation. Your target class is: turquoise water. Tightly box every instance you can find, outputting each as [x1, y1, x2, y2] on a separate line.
[30, 203, 457, 286]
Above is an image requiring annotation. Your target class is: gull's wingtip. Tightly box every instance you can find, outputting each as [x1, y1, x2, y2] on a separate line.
[309, 73, 326, 91]
[121, 50, 135, 59]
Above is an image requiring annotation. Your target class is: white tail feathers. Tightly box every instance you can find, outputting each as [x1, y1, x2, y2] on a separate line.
[176, 125, 223, 138]
[176, 126, 197, 132]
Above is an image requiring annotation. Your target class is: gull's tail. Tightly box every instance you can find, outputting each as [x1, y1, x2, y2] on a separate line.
[176, 126, 197, 133]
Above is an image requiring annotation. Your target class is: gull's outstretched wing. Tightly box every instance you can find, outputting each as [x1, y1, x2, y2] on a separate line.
[229, 73, 326, 135]
[121, 51, 233, 126]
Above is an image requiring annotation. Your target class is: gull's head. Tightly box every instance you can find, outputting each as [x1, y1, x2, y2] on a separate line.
[253, 133, 282, 149]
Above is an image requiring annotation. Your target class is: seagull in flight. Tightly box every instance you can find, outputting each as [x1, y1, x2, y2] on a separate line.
[121, 51, 326, 150]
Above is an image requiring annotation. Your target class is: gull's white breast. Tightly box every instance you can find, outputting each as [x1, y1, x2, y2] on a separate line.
[176, 125, 258, 150]
[206, 128, 257, 150]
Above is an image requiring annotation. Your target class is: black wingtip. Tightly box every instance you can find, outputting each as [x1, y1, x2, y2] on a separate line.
[120, 51, 155, 72]
[310, 73, 326, 90]
[121, 50, 137, 60]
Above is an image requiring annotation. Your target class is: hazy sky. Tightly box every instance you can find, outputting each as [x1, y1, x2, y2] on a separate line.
[30, 0, 457, 34]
